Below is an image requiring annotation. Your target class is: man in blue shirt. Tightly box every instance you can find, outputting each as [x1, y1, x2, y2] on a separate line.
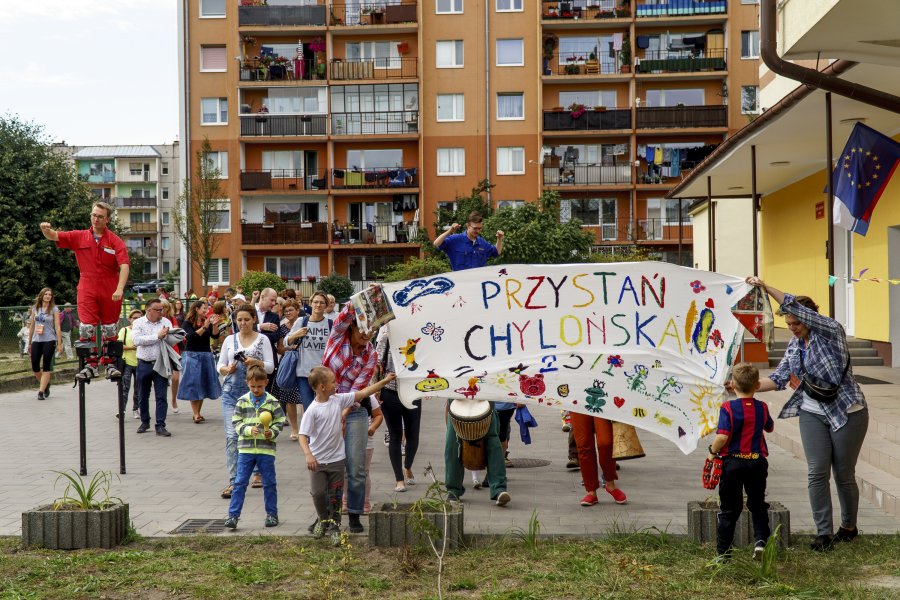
[433, 211, 504, 272]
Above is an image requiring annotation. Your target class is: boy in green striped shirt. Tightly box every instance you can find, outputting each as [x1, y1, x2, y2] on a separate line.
[225, 365, 286, 530]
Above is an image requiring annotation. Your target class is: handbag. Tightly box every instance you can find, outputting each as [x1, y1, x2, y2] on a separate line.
[702, 455, 723, 490]
[800, 346, 850, 404]
[275, 349, 299, 389]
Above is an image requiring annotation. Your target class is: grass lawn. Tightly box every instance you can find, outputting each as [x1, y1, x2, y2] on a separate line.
[1, 532, 898, 599]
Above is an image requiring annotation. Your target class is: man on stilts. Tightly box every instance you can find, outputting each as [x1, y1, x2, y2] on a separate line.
[40, 201, 130, 382]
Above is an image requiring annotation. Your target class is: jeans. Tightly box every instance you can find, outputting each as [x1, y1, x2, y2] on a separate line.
[137, 360, 169, 429]
[717, 457, 770, 554]
[343, 407, 368, 515]
[379, 388, 421, 482]
[298, 377, 315, 412]
[60, 330, 74, 360]
[228, 453, 278, 519]
[121, 363, 140, 411]
[798, 408, 869, 535]
[221, 372, 248, 485]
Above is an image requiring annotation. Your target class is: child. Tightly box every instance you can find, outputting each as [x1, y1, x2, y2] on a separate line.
[224, 365, 286, 530]
[299, 366, 395, 538]
[711, 363, 775, 560]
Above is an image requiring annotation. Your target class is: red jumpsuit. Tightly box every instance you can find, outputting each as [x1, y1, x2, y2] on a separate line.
[56, 229, 129, 325]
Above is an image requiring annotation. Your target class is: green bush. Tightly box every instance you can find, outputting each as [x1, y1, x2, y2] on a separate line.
[378, 256, 451, 282]
[234, 271, 286, 295]
[318, 272, 354, 303]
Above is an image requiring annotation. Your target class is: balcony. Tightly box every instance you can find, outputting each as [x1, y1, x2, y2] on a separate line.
[238, 4, 327, 26]
[330, 2, 418, 26]
[635, 0, 726, 18]
[114, 197, 157, 208]
[126, 222, 157, 233]
[329, 57, 417, 80]
[547, 53, 621, 76]
[543, 164, 632, 186]
[543, 108, 631, 132]
[542, 0, 629, 20]
[635, 49, 726, 74]
[78, 173, 115, 184]
[578, 218, 693, 244]
[636, 105, 727, 128]
[242, 222, 330, 245]
[332, 220, 417, 244]
[240, 58, 325, 82]
[331, 111, 418, 135]
[331, 167, 418, 189]
[240, 114, 327, 137]
[240, 169, 329, 192]
[636, 218, 693, 242]
[128, 245, 157, 258]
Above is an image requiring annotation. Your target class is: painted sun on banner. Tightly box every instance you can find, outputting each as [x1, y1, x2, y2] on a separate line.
[382, 262, 752, 454]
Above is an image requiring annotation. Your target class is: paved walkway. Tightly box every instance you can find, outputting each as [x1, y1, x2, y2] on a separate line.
[2, 372, 899, 539]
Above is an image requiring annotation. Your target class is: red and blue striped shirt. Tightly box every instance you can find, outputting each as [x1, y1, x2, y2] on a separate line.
[716, 397, 774, 457]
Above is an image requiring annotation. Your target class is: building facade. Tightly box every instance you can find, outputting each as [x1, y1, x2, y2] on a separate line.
[178, 0, 761, 288]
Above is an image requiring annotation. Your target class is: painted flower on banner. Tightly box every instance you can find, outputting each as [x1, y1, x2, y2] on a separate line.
[604, 354, 624, 376]
[690, 280, 706, 294]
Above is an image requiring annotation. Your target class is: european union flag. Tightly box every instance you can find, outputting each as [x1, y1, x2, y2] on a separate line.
[830, 123, 900, 236]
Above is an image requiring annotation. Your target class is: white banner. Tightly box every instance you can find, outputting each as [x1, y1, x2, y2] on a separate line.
[383, 262, 751, 454]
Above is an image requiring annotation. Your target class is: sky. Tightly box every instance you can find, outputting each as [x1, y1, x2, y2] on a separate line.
[0, 0, 178, 146]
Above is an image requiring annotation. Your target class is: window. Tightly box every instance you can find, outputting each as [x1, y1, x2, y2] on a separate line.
[206, 258, 230, 285]
[266, 87, 326, 113]
[204, 151, 228, 178]
[161, 162, 169, 175]
[437, 148, 465, 175]
[129, 163, 145, 176]
[647, 198, 689, 226]
[129, 212, 151, 225]
[162, 261, 171, 274]
[201, 97, 228, 124]
[347, 149, 403, 169]
[741, 0, 759, 4]
[559, 90, 617, 109]
[496, 0, 522, 11]
[162, 187, 169, 200]
[211, 202, 230, 232]
[349, 255, 404, 280]
[437, 201, 457, 218]
[646, 88, 704, 107]
[200, 46, 227, 72]
[200, 0, 226, 17]
[262, 151, 304, 175]
[497, 147, 525, 175]
[264, 202, 320, 223]
[741, 31, 760, 59]
[162, 211, 170, 225]
[130, 188, 151, 198]
[496, 39, 524, 66]
[265, 257, 321, 279]
[741, 85, 760, 114]
[497, 93, 524, 120]
[436, 0, 462, 14]
[559, 35, 617, 73]
[497, 200, 525, 209]
[436, 40, 464, 68]
[331, 84, 417, 114]
[346, 41, 401, 70]
[437, 93, 465, 121]
[161, 237, 171, 251]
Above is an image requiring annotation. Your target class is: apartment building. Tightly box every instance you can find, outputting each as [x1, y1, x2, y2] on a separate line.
[178, 0, 760, 288]
[60, 145, 182, 280]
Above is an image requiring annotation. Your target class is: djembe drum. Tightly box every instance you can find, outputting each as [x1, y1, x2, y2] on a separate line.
[448, 399, 492, 470]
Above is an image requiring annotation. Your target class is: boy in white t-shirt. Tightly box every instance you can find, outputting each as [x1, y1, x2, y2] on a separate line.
[299, 366, 395, 539]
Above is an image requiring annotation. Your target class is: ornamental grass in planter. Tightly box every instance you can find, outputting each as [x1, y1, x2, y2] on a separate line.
[22, 470, 130, 550]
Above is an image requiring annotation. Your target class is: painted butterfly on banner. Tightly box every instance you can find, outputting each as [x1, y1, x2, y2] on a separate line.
[421, 322, 445, 342]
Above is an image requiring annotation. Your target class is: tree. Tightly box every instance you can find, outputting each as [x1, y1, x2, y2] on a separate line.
[378, 256, 451, 282]
[0, 116, 95, 305]
[318, 272, 354, 302]
[422, 179, 494, 258]
[174, 138, 224, 288]
[484, 190, 595, 264]
[234, 270, 286, 295]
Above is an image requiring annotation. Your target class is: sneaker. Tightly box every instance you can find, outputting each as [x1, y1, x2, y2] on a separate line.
[136, 423, 150, 434]
[495, 491, 511, 507]
[605, 487, 627, 504]
[753, 541, 766, 561]
[224, 516, 238, 530]
[312, 520, 326, 539]
[383, 431, 390, 446]
[264, 514, 279, 528]
[580, 493, 599, 507]
[75, 364, 99, 382]
[156, 427, 172, 437]
[44, 384, 50, 398]
[810, 534, 834, 551]
[347, 513, 364, 533]
[472, 479, 482, 490]
[105, 365, 122, 381]
[133, 410, 139, 420]
[566, 458, 580, 470]
[37, 391, 45, 401]
[835, 526, 859, 542]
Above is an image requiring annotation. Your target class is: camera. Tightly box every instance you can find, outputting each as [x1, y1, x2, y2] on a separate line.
[234, 351, 247, 363]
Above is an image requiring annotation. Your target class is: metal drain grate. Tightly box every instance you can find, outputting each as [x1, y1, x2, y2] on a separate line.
[508, 458, 552, 468]
[171, 519, 228, 534]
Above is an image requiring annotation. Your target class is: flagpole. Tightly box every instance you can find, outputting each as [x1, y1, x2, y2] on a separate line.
[825, 92, 836, 319]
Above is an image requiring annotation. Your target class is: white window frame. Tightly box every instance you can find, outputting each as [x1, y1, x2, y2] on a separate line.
[436, 0, 463, 14]
[741, 30, 760, 59]
[436, 40, 464, 68]
[200, 45, 227, 72]
[437, 148, 465, 176]
[162, 187, 169, 200]
[204, 151, 229, 178]
[161, 237, 171, 251]
[497, 147, 525, 175]
[741, 85, 760, 114]
[210, 201, 231, 233]
[206, 258, 230, 285]
[161, 162, 169, 175]
[497, 92, 524, 121]
[345, 41, 401, 70]
[496, 39, 524, 67]
[437, 93, 465, 122]
[201, 97, 228, 125]
[497, 200, 525, 209]
[161, 211, 170, 226]
[199, 0, 226, 18]
[496, 0, 523, 12]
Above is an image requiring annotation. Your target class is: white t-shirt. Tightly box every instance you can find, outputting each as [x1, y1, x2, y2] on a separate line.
[293, 317, 332, 377]
[300, 392, 357, 464]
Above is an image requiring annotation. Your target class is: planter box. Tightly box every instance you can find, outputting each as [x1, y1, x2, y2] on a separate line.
[687, 500, 790, 548]
[368, 502, 464, 549]
[22, 503, 129, 549]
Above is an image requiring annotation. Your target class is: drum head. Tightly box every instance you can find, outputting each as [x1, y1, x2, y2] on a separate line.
[450, 399, 491, 419]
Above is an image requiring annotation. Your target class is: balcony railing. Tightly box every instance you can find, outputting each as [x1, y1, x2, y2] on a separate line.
[543, 108, 631, 131]
[238, 5, 327, 26]
[331, 111, 418, 135]
[240, 169, 329, 192]
[126, 222, 157, 233]
[329, 57, 417, 80]
[636, 218, 694, 242]
[242, 222, 330, 245]
[636, 0, 726, 18]
[128, 246, 157, 258]
[78, 173, 115, 184]
[635, 49, 726, 73]
[239, 59, 326, 82]
[240, 114, 327, 136]
[331, 167, 418, 189]
[330, 2, 418, 25]
[544, 164, 632, 186]
[636, 105, 727, 128]
[542, 1, 628, 20]
[548, 53, 620, 76]
[114, 197, 157, 208]
[333, 220, 417, 244]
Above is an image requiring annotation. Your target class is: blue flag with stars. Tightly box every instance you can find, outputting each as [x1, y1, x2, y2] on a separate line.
[830, 122, 900, 236]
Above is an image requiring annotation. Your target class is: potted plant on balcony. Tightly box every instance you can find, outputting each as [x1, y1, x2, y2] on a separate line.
[542, 34, 558, 75]
[292, 276, 302, 283]
[564, 56, 583, 75]
[568, 103, 587, 120]
[619, 37, 632, 73]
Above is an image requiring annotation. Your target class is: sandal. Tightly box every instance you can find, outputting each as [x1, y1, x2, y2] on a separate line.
[193, 416, 206, 424]
[221, 485, 234, 499]
[251, 474, 263, 489]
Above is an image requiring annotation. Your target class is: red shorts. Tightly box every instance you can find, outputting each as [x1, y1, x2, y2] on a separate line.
[77, 277, 123, 326]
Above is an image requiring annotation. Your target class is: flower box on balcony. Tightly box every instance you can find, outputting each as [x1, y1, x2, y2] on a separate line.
[397, 42, 410, 54]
